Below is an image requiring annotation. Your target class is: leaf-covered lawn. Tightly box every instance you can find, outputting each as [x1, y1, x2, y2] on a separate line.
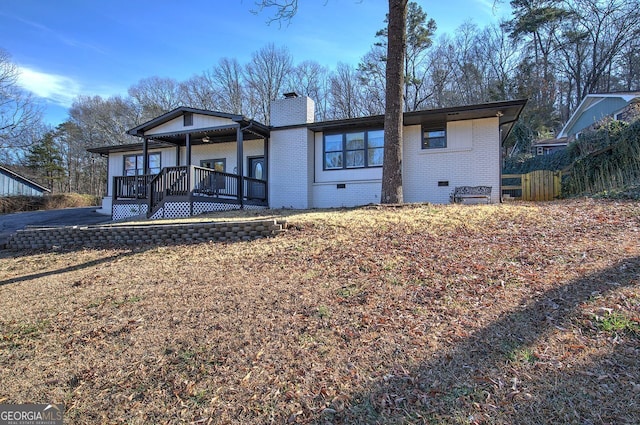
[1, 199, 639, 424]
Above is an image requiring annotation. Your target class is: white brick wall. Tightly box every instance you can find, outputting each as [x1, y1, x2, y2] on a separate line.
[301, 117, 501, 208]
[270, 96, 315, 127]
[268, 127, 314, 209]
[403, 117, 501, 204]
[312, 181, 381, 208]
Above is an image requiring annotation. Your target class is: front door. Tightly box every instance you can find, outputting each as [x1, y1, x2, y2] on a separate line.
[247, 156, 265, 200]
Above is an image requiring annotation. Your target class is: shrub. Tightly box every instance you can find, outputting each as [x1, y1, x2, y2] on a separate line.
[0, 193, 99, 214]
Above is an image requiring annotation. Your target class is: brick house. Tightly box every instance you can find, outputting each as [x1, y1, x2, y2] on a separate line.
[88, 95, 526, 220]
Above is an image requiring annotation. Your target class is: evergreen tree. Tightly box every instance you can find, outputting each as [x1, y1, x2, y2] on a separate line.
[25, 131, 65, 192]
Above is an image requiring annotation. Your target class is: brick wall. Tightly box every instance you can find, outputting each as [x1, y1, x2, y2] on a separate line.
[403, 117, 501, 204]
[269, 127, 314, 209]
[270, 96, 315, 127]
[6, 219, 286, 250]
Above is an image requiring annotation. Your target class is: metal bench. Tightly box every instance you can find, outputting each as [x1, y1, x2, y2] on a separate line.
[450, 186, 492, 204]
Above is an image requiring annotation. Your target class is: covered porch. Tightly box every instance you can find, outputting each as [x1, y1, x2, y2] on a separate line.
[90, 107, 270, 220]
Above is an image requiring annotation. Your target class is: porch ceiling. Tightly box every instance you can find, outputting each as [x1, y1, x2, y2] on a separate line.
[146, 124, 268, 146]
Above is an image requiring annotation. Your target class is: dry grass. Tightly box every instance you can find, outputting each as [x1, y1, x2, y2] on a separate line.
[1, 199, 639, 424]
[0, 193, 98, 214]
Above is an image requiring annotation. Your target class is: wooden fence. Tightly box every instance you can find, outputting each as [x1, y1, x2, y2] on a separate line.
[502, 170, 562, 201]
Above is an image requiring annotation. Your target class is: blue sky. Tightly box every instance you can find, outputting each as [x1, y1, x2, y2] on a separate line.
[0, 0, 509, 126]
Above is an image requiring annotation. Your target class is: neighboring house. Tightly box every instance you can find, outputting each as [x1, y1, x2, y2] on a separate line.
[88, 95, 527, 220]
[558, 92, 640, 139]
[0, 165, 51, 197]
[531, 137, 569, 156]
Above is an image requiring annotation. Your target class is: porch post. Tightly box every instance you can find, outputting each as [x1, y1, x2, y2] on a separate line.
[236, 125, 244, 208]
[264, 137, 269, 204]
[142, 137, 148, 174]
[175, 145, 180, 166]
[186, 133, 192, 215]
[185, 133, 192, 166]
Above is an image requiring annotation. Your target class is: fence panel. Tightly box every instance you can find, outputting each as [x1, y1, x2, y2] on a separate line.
[502, 171, 561, 201]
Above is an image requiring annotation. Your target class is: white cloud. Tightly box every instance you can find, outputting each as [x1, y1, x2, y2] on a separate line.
[16, 66, 82, 107]
[473, 0, 507, 18]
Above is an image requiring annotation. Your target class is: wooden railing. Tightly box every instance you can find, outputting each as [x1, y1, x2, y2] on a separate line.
[114, 166, 268, 217]
[149, 166, 189, 215]
[113, 174, 154, 199]
[193, 166, 239, 198]
[243, 176, 267, 202]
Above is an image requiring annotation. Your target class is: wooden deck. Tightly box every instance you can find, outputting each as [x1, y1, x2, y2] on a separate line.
[113, 166, 267, 218]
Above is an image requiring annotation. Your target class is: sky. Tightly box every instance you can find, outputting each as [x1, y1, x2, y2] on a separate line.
[0, 0, 510, 126]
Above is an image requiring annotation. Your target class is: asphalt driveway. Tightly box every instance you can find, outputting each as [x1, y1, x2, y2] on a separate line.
[0, 207, 111, 248]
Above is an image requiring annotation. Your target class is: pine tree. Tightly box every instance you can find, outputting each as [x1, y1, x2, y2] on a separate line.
[25, 131, 65, 192]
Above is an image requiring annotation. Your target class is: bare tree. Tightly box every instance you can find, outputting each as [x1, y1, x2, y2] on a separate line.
[287, 60, 329, 120]
[556, 0, 640, 105]
[213, 57, 245, 114]
[128, 76, 183, 120]
[179, 73, 219, 111]
[244, 43, 293, 123]
[328, 62, 366, 119]
[0, 48, 42, 151]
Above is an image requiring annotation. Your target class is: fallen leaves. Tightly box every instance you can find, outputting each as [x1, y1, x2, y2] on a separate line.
[0, 199, 639, 424]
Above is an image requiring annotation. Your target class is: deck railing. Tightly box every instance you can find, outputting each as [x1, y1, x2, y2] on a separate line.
[193, 166, 239, 198]
[113, 165, 267, 215]
[243, 176, 267, 202]
[149, 166, 189, 214]
[113, 174, 154, 199]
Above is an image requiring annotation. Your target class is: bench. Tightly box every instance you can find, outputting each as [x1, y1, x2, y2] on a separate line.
[450, 186, 492, 204]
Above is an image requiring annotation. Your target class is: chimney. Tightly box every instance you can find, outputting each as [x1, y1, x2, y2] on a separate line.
[270, 92, 315, 127]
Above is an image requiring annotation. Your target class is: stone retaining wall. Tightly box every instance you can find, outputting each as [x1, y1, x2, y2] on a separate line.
[6, 219, 286, 250]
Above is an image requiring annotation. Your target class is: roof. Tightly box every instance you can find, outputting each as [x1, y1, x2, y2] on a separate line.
[0, 165, 51, 193]
[306, 99, 528, 143]
[559, 92, 640, 138]
[532, 137, 569, 147]
[89, 99, 528, 155]
[87, 140, 178, 156]
[126, 106, 270, 145]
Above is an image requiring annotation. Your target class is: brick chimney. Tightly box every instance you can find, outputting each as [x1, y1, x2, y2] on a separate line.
[270, 92, 315, 127]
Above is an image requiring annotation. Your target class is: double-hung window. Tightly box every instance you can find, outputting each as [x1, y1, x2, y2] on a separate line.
[324, 129, 384, 170]
[124, 153, 161, 175]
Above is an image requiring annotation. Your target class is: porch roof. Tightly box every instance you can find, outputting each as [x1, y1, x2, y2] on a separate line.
[87, 140, 176, 156]
[126, 106, 270, 145]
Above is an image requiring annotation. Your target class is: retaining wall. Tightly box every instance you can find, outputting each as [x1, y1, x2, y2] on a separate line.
[6, 219, 286, 250]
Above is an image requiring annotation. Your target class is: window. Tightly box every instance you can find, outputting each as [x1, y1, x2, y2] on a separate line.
[200, 159, 225, 172]
[323, 130, 384, 170]
[184, 112, 193, 126]
[124, 153, 161, 175]
[422, 128, 446, 149]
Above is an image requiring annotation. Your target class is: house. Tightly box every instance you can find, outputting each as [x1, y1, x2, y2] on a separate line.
[531, 137, 569, 156]
[88, 95, 527, 220]
[0, 165, 51, 197]
[558, 92, 640, 139]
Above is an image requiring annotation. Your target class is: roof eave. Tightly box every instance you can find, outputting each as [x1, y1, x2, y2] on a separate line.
[126, 107, 246, 136]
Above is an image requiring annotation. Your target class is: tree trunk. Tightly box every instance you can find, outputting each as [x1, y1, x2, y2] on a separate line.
[381, 0, 407, 204]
